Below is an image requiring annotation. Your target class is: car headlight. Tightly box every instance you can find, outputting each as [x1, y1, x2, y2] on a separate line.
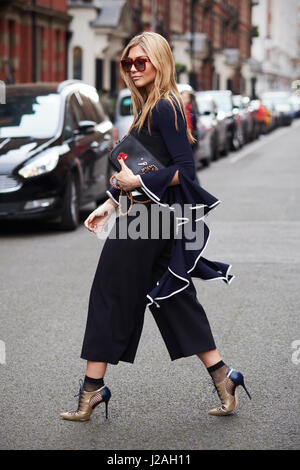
[18, 148, 60, 178]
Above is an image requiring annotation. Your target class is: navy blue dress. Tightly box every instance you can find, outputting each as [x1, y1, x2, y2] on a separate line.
[81, 98, 235, 365]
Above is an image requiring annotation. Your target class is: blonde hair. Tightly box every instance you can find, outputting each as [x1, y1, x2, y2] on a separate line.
[120, 32, 196, 144]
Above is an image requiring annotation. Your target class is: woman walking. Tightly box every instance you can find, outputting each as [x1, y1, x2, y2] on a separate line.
[60, 32, 251, 422]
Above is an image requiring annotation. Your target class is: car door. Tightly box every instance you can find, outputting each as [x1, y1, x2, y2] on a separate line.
[78, 91, 112, 201]
[63, 92, 94, 205]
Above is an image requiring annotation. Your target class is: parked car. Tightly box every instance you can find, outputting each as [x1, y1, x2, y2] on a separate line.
[232, 95, 257, 143]
[195, 92, 228, 157]
[115, 85, 217, 168]
[177, 83, 217, 167]
[198, 90, 244, 151]
[261, 91, 293, 126]
[114, 88, 134, 140]
[0, 80, 114, 230]
[289, 94, 300, 118]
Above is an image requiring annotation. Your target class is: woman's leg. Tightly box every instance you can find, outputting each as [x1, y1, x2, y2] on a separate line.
[86, 361, 107, 379]
[196, 349, 222, 368]
[81, 361, 108, 392]
[197, 349, 230, 386]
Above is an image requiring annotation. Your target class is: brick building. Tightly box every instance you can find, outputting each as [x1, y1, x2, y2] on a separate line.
[67, 0, 253, 95]
[0, 0, 72, 84]
[128, 0, 253, 93]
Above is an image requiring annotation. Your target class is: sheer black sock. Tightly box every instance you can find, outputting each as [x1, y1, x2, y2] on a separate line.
[83, 375, 104, 392]
[207, 360, 234, 395]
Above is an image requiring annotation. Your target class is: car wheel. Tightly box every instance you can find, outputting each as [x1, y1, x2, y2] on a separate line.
[60, 173, 80, 230]
[213, 139, 220, 161]
[231, 128, 240, 150]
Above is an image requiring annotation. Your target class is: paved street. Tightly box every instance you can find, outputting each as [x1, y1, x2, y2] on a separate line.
[1, 121, 300, 450]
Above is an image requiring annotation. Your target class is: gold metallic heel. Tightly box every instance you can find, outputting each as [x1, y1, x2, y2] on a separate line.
[208, 368, 251, 416]
[60, 380, 111, 422]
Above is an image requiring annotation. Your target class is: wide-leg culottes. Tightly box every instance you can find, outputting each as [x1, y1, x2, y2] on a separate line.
[81, 198, 216, 365]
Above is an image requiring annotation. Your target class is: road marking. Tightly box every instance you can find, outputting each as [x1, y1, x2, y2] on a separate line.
[229, 120, 300, 164]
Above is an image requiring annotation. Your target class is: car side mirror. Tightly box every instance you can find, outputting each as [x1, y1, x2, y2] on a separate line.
[74, 120, 96, 135]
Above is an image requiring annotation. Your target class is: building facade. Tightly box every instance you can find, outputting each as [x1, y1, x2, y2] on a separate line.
[0, 0, 71, 84]
[67, 0, 254, 95]
[251, 0, 300, 94]
[0, 0, 254, 93]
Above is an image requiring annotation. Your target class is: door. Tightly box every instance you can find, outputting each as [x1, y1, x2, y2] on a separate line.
[78, 91, 111, 201]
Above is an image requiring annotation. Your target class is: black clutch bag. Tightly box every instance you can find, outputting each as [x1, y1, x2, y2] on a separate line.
[109, 133, 165, 177]
[108, 133, 165, 215]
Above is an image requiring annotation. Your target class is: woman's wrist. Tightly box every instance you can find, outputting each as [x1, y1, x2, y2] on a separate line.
[133, 175, 142, 188]
[106, 197, 118, 209]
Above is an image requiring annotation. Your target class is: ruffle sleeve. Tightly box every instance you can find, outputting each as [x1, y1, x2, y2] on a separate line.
[137, 99, 235, 308]
[106, 185, 121, 205]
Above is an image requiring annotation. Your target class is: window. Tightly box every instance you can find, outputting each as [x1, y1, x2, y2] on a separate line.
[78, 93, 98, 122]
[0, 91, 61, 139]
[73, 46, 82, 80]
[120, 95, 133, 116]
[69, 93, 85, 125]
[64, 106, 76, 140]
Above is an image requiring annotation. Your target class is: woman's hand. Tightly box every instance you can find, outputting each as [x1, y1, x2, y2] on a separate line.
[84, 198, 116, 234]
[115, 158, 141, 191]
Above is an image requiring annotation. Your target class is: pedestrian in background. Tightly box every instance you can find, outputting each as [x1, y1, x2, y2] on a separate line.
[181, 90, 201, 185]
[255, 99, 267, 138]
[60, 32, 251, 423]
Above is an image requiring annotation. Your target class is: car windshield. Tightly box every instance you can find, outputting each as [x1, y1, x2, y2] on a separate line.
[205, 92, 232, 113]
[120, 96, 133, 116]
[0, 92, 61, 138]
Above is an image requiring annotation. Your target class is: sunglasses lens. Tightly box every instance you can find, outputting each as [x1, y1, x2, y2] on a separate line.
[121, 60, 132, 72]
[135, 59, 146, 71]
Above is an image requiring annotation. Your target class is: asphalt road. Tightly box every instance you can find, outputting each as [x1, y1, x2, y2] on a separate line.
[1, 121, 300, 450]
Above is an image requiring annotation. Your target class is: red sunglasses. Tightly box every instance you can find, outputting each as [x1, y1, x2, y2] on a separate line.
[120, 57, 151, 73]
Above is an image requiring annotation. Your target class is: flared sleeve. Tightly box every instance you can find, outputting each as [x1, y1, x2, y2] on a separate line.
[106, 185, 121, 206]
[136, 99, 235, 308]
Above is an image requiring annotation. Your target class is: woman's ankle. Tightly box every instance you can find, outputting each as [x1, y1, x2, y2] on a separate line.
[83, 375, 104, 392]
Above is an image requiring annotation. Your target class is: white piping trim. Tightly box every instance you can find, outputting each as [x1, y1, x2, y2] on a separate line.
[188, 199, 221, 210]
[106, 190, 119, 205]
[140, 184, 175, 210]
[147, 230, 234, 306]
[187, 229, 211, 273]
[191, 265, 235, 284]
[138, 175, 160, 201]
[140, 177, 232, 306]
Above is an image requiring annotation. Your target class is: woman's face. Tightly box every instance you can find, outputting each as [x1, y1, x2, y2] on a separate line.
[127, 45, 156, 93]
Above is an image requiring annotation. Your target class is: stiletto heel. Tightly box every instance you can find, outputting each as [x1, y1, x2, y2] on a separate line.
[98, 385, 111, 420]
[60, 380, 112, 422]
[228, 369, 252, 400]
[208, 368, 251, 416]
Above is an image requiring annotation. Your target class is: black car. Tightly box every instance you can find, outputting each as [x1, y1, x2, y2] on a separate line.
[0, 80, 114, 229]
